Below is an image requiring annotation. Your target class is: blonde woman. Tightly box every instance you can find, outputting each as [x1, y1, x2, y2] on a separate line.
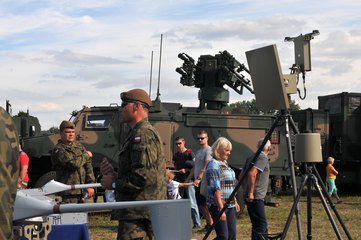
[326, 157, 342, 203]
[205, 137, 240, 240]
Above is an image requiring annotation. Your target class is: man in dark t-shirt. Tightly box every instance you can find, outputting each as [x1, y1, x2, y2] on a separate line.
[172, 137, 195, 184]
[172, 136, 201, 228]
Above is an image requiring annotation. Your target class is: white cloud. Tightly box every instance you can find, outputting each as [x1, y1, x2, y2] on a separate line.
[1, 0, 361, 129]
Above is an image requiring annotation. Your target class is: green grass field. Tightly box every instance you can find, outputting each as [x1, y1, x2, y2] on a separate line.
[87, 194, 361, 240]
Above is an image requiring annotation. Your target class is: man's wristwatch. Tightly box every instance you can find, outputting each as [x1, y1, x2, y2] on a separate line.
[196, 176, 202, 181]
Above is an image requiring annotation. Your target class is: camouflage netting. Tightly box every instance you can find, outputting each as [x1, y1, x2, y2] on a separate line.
[0, 107, 19, 240]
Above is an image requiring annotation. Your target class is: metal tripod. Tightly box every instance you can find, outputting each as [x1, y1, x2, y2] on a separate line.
[203, 110, 303, 240]
[281, 163, 352, 240]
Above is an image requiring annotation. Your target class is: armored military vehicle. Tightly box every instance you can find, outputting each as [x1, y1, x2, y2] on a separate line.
[18, 99, 291, 196]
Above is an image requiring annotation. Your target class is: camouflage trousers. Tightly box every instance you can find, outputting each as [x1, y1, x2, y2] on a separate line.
[117, 219, 154, 240]
[61, 194, 82, 203]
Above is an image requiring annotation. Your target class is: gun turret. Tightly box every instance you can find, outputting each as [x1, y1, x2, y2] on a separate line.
[176, 50, 253, 111]
[176, 53, 195, 86]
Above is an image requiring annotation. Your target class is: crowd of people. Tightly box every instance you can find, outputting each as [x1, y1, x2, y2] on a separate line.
[169, 132, 272, 240]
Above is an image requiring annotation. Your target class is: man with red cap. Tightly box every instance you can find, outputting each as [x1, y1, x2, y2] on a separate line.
[100, 88, 166, 240]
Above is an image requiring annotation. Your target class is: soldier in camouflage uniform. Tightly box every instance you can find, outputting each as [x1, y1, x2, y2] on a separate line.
[51, 120, 95, 203]
[100, 89, 166, 240]
[0, 107, 20, 240]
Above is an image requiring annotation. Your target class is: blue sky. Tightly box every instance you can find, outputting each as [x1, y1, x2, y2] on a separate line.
[1, 0, 361, 129]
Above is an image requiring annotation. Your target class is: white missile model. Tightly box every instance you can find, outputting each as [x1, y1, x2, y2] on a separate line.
[14, 180, 191, 240]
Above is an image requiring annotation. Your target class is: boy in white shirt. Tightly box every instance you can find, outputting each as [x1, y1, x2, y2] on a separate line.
[166, 170, 194, 199]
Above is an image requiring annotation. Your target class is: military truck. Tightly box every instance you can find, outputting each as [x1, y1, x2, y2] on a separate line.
[292, 92, 361, 190]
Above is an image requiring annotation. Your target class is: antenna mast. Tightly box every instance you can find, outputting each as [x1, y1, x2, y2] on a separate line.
[149, 50, 154, 97]
[156, 34, 163, 101]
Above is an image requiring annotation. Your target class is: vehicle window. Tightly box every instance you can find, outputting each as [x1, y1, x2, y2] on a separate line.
[86, 115, 112, 128]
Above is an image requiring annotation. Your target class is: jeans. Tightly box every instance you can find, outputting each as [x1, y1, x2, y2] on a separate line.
[185, 185, 201, 227]
[208, 205, 237, 240]
[246, 199, 268, 240]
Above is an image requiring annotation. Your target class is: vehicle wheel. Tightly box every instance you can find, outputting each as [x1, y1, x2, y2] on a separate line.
[33, 171, 56, 188]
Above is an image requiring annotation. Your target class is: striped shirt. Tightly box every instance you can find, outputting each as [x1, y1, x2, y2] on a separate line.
[206, 159, 236, 208]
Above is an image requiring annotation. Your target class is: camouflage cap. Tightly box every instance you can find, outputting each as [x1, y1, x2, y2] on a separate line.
[120, 89, 152, 108]
[59, 120, 75, 130]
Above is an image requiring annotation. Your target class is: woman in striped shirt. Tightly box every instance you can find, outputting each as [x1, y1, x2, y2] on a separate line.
[206, 137, 240, 240]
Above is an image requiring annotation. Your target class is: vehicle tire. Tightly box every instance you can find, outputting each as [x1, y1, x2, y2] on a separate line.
[33, 171, 56, 188]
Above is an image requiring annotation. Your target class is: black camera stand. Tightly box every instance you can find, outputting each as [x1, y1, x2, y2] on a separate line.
[281, 163, 352, 240]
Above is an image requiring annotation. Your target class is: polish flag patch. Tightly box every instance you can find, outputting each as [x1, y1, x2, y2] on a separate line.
[134, 136, 141, 143]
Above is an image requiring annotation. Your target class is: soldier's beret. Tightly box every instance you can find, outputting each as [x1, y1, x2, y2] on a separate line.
[120, 88, 152, 108]
[59, 120, 75, 130]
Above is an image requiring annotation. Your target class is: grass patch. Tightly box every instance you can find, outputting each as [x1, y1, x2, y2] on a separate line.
[87, 194, 361, 239]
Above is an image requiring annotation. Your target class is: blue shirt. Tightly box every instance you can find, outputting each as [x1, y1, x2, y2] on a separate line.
[206, 159, 236, 208]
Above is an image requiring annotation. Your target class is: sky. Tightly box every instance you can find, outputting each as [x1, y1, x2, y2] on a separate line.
[1, 0, 361, 130]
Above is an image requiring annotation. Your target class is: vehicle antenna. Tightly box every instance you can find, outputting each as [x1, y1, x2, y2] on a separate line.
[149, 50, 154, 97]
[6, 100, 12, 115]
[155, 34, 163, 101]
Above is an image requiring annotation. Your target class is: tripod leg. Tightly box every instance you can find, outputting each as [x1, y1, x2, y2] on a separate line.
[312, 166, 352, 240]
[310, 174, 343, 240]
[306, 173, 312, 240]
[285, 115, 303, 240]
[281, 174, 308, 240]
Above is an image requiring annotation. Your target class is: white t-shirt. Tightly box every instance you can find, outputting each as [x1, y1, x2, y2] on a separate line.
[167, 180, 181, 199]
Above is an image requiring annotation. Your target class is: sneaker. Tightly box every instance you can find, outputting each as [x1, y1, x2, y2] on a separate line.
[337, 199, 343, 204]
[198, 224, 212, 233]
[192, 225, 201, 230]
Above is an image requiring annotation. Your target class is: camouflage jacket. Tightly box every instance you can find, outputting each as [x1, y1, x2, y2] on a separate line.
[115, 118, 166, 220]
[0, 107, 19, 240]
[51, 140, 95, 196]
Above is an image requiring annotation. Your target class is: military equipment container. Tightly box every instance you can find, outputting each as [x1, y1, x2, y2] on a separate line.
[319, 92, 361, 187]
[292, 92, 361, 189]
